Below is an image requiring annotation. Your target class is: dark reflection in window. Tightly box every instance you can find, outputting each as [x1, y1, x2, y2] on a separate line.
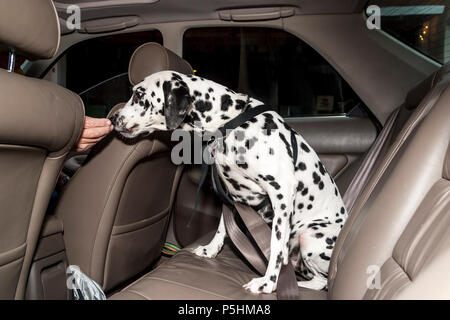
[183, 27, 363, 117]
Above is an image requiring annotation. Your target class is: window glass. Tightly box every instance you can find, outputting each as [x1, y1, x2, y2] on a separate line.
[45, 30, 162, 118]
[368, 0, 449, 64]
[183, 27, 364, 118]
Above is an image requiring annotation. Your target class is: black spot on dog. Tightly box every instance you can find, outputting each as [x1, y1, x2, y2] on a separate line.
[279, 133, 293, 159]
[307, 204, 313, 210]
[298, 203, 304, 210]
[208, 87, 214, 93]
[237, 162, 248, 169]
[318, 161, 326, 175]
[227, 178, 241, 191]
[301, 188, 308, 196]
[320, 253, 331, 261]
[221, 94, 233, 111]
[298, 162, 307, 171]
[313, 172, 321, 184]
[315, 233, 324, 238]
[240, 122, 249, 129]
[340, 207, 345, 214]
[270, 181, 281, 190]
[264, 211, 274, 220]
[193, 90, 202, 97]
[262, 115, 278, 136]
[234, 130, 245, 141]
[270, 275, 277, 282]
[296, 181, 304, 192]
[280, 204, 286, 210]
[195, 100, 213, 114]
[221, 114, 230, 120]
[245, 137, 258, 149]
[301, 142, 310, 153]
[277, 194, 283, 200]
[205, 116, 212, 123]
[269, 148, 274, 155]
[276, 231, 281, 240]
[235, 99, 247, 110]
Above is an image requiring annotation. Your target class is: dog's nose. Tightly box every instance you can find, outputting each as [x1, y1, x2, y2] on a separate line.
[108, 112, 119, 126]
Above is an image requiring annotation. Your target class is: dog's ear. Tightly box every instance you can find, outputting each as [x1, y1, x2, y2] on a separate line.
[162, 80, 193, 130]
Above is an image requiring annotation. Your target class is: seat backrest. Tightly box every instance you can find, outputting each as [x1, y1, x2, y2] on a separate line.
[329, 64, 450, 299]
[0, 0, 84, 299]
[55, 43, 193, 292]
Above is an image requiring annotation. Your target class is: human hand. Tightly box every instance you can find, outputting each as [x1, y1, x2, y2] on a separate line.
[73, 116, 114, 152]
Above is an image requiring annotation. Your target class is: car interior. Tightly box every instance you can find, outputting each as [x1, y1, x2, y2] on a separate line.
[0, 0, 449, 300]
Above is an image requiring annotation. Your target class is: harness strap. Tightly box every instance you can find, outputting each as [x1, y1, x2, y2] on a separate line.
[188, 105, 272, 225]
[218, 105, 272, 136]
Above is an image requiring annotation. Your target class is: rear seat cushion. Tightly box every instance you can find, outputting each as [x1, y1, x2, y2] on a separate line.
[110, 233, 326, 300]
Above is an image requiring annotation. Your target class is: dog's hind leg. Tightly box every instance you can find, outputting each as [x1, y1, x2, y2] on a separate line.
[192, 213, 226, 258]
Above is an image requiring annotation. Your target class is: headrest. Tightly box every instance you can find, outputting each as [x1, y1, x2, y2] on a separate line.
[0, 70, 84, 157]
[128, 42, 193, 86]
[0, 0, 60, 60]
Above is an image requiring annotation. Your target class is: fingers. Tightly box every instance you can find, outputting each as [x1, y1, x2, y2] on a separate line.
[74, 143, 92, 152]
[84, 116, 112, 129]
[73, 116, 115, 152]
[80, 125, 113, 140]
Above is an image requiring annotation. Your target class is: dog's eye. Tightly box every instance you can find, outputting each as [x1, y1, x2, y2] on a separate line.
[132, 92, 139, 104]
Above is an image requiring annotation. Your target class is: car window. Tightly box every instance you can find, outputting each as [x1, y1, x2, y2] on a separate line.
[44, 30, 163, 118]
[183, 27, 365, 118]
[367, 0, 448, 64]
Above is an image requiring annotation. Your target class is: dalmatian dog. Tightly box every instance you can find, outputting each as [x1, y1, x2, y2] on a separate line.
[111, 70, 348, 294]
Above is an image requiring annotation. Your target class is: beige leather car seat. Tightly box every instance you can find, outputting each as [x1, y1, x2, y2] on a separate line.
[0, 0, 84, 300]
[110, 64, 450, 300]
[55, 43, 193, 292]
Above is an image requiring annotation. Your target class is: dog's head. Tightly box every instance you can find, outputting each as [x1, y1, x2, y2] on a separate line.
[110, 71, 194, 138]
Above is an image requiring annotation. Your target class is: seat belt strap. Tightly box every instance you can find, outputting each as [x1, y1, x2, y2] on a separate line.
[343, 108, 400, 213]
[222, 204, 268, 275]
[226, 203, 300, 300]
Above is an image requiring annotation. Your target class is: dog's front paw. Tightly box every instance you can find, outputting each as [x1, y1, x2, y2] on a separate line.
[191, 245, 219, 259]
[243, 276, 276, 294]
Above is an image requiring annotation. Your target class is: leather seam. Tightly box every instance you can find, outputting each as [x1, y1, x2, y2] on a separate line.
[111, 208, 169, 236]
